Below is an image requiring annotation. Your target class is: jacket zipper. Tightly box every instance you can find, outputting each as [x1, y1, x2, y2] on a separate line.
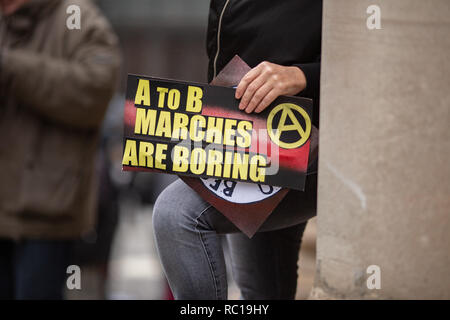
[213, 0, 230, 78]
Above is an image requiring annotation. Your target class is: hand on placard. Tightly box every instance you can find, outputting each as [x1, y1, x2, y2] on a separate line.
[235, 61, 307, 113]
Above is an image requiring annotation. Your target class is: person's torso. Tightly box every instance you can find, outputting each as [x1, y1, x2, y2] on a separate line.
[207, 0, 323, 81]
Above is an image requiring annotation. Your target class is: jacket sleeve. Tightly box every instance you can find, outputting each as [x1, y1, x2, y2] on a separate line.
[294, 58, 321, 101]
[1, 2, 121, 130]
[294, 55, 321, 128]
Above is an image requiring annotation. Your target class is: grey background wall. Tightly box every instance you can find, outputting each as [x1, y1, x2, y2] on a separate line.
[312, 0, 450, 299]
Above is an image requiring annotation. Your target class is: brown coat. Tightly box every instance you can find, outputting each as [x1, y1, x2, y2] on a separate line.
[0, 0, 120, 239]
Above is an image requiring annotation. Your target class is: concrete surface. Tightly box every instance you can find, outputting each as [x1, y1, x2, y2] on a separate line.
[312, 0, 450, 299]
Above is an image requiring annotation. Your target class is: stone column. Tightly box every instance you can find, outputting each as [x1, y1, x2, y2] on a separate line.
[312, 0, 450, 299]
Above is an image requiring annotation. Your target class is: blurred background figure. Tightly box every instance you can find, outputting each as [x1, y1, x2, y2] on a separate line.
[0, 0, 120, 299]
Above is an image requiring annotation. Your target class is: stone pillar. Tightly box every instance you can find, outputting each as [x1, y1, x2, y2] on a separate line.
[312, 0, 450, 299]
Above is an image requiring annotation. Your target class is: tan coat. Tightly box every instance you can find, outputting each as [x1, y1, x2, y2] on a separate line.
[0, 0, 121, 239]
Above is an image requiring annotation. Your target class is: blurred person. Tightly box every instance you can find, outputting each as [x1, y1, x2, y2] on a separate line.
[69, 97, 125, 299]
[153, 0, 322, 300]
[69, 141, 119, 300]
[0, 0, 120, 299]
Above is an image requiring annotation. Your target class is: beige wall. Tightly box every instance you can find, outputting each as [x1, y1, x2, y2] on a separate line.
[312, 0, 450, 299]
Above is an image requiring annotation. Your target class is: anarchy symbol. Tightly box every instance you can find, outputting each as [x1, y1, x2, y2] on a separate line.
[267, 103, 311, 149]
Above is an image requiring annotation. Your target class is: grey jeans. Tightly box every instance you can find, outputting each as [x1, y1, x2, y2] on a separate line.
[152, 174, 317, 300]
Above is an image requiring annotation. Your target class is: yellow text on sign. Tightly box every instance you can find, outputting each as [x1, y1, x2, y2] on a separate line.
[134, 78, 203, 113]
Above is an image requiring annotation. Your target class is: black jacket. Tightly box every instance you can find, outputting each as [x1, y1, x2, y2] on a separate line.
[207, 0, 322, 127]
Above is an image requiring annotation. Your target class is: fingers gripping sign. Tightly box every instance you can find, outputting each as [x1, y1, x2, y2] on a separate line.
[235, 61, 307, 114]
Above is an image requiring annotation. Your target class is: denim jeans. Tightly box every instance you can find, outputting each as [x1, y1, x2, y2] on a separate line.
[0, 239, 72, 300]
[152, 174, 317, 300]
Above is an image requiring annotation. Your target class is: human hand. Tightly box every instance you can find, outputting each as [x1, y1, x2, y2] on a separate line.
[235, 61, 307, 113]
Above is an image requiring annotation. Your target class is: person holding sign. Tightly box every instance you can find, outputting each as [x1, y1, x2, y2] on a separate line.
[153, 0, 322, 299]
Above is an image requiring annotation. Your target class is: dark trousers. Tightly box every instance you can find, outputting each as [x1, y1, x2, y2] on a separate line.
[0, 238, 72, 300]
